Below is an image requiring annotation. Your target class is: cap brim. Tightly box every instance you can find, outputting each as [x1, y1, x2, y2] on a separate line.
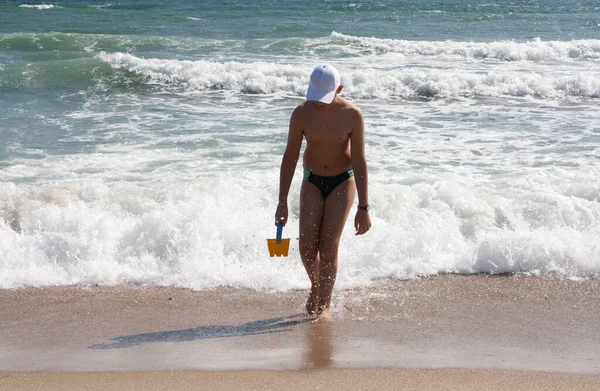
[306, 85, 336, 104]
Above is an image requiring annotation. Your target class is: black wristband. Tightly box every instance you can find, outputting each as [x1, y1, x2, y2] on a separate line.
[357, 204, 370, 211]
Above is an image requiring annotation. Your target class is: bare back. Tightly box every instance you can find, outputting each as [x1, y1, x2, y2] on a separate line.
[295, 96, 362, 176]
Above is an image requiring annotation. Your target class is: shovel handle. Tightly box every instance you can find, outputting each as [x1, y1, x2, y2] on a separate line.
[276, 218, 284, 244]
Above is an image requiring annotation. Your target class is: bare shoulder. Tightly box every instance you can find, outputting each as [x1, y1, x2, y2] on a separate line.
[295, 101, 312, 112]
[291, 101, 311, 120]
[338, 98, 363, 124]
[289, 102, 310, 126]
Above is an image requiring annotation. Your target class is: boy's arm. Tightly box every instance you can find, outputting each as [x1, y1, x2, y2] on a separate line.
[350, 108, 371, 235]
[350, 109, 369, 207]
[276, 107, 304, 225]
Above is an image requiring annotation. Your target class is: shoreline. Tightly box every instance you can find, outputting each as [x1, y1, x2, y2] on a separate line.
[2, 369, 600, 391]
[1, 275, 599, 376]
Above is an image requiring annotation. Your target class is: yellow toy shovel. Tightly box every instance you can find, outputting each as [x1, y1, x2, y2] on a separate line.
[267, 218, 290, 257]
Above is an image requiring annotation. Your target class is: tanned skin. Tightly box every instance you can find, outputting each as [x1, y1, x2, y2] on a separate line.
[275, 85, 371, 322]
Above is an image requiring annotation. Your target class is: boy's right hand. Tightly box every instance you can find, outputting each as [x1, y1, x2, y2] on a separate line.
[275, 202, 288, 226]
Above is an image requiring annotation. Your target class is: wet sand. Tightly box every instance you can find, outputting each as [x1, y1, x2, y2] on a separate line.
[3, 369, 600, 391]
[1, 275, 599, 389]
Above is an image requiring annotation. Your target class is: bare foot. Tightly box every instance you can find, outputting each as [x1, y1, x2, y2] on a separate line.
[314, 306, 332, 323]
[306, 291, 319, 315]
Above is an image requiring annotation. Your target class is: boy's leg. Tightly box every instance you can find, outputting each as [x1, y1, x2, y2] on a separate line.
[317, 178, 356, 315]
[299, 180, 324, 314]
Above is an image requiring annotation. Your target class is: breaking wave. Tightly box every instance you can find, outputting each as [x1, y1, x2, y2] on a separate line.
[98, 52, 600, 99]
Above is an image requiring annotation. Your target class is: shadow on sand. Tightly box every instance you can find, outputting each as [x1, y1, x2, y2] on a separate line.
[89, 314, 312, 350]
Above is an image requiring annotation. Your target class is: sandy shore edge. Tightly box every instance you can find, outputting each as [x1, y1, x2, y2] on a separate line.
[3, 369, 600, 391]
[2, 276, 600, 375]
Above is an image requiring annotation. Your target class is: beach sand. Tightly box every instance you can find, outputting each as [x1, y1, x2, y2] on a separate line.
[3, 369, 600, 391]
[1, 275, 599, 389]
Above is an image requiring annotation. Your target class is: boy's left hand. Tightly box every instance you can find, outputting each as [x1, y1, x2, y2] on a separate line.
[354, 210, 371, 235]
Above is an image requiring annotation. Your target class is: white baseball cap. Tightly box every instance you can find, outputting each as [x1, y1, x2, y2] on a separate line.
[306, 64, 341, 104]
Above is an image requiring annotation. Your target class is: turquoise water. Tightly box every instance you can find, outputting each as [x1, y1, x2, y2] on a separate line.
[3, 1, 599, 40]
[1, 1, 599, 289]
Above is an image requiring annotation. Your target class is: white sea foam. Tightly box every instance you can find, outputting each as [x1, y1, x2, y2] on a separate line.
[19, 4, 55, 10]
[330, 32, 600, 61]
[98, 52, 308, 95]
[1, 90, 599, 290]
[1, 162, 599, 290]
[98, 52, 600, 99]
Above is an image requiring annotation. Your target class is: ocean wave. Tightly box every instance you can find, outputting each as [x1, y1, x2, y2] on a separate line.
[98, 53, 600, 99]
[5, 31, 600, 65]
[0, 57, 124, 90]
[19, 4, 56, 10]
[1, 169, 598, 290]
[331, 32, 600, 62]
[97, 52, 308, 95]
[0, 32, 225, 53]
[86, 3, 160, 10]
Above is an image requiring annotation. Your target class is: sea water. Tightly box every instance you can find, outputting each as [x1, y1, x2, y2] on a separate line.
[1, 0, 599, 290]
